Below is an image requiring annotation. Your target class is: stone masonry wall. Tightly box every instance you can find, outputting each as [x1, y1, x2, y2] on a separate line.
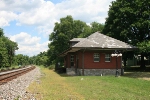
[67, 68, 122, 76]
[77, 69, 122, 76]
[66, 68, 76, 75]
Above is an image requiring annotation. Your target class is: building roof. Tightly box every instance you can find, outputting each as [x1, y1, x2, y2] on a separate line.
[72, 32, 135, 49]
[70, 38, 85, 42]
[60, 32, 137, 56]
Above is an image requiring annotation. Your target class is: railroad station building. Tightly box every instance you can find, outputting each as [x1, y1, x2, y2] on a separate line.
[60, 32, 137, 76]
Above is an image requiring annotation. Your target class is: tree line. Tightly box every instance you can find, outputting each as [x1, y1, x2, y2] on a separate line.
[0, 28, 18, 68]
[102, 0, 150, 69]
[47, 0, 150, 69]
[47, 15, 104, 68]
[0, 0, 149, 70]
[0, 28, 48, 68]
[23, 16, 104, 69]
[0, 29, 34, 68]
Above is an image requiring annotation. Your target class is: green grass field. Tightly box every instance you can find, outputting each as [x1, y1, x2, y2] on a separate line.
[27, 66, 150, 100]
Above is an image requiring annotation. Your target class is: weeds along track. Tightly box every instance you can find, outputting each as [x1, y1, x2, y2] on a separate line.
[0, 65, 35, 85]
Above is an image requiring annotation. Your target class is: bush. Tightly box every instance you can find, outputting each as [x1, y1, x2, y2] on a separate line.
[48, 65, 55, 69]
[55, 67, 66, 74]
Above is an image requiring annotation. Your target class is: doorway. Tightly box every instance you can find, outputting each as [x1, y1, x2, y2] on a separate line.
[70, 55, 74, 67]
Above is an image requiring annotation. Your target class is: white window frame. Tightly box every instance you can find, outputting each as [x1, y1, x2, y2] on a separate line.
[105, 54, 111, 62]
[94, 53, 100, 62]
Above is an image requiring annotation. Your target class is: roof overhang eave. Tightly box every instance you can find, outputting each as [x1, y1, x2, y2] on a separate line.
[59, 47, 138, 57]
[72, 47, 138, 50]
[59, 47, 81, 57]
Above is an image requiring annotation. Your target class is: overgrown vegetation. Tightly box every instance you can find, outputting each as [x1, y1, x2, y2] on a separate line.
[27, 66, 150, 100]
[47, 15, 104, 68]
[0, 28, 18, 68]
[47, 0, 150, 70]
[103, 0, 150, 68]
[0, 0, 150, 72]
[0, 28, 50, 69]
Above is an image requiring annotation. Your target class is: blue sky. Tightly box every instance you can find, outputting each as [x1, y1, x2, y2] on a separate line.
[48, 0, 63, 4]
[0, 0, 114, 56]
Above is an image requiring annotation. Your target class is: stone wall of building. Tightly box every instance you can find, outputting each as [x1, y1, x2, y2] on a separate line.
[77, 69, 122, 76]
[67, 68, 123, 76]
[66, 68, 76, 75]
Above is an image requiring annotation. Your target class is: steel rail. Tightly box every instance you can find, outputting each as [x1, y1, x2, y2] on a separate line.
[0, 65, 35, 85]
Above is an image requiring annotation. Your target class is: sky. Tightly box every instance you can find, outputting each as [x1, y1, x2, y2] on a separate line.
[0, 0, 114, 57]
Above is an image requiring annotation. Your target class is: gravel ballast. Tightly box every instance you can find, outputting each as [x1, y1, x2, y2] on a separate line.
[0, 66, 41, 100]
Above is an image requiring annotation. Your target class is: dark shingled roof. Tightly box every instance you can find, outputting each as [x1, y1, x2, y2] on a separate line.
[72, 32, 136, 49]
[59, 32, 137, 56]
[70, 38, 85, 42]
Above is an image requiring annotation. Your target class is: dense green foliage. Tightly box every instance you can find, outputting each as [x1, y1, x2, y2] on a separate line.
[0, 28, 49, 68]
[0, 28, 18, 68]
[12, 52, 48, 67]
[2, 0, 150, 70]
[12, 54, 30, 66]
[48, 15, 104, 66]
[30, 51, 48, 66]
[103, 0, 150, 68]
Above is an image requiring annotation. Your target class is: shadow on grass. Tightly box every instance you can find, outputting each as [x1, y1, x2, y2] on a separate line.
[124, 65, 150, 72]
[53, 70, 74, 77]
[124, 72, 150, 79]
[124, 66, 150, 79]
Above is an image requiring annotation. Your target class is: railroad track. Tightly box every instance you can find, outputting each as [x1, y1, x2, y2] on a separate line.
[0, 65, 35, 85]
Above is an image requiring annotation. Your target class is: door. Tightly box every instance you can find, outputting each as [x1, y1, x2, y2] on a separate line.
[76, 55, 79, 74]
[70, 55, 74, 67]
[76, 55, 78, 68]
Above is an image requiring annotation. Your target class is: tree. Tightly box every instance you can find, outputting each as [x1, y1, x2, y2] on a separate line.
[0, 28, 18, 68]
[91, 22, 104, 33]
[103, 0, 150, 69]
[48, 15, 90, 66]
[0, 28, 4, 37]
[137, 41, 150, 63]
[48, 15, 106, 67]
[14, 54, 31, 66]
[0, 38, 9, 67]
[2, 36, 18, 66]
[29, 51, 49, 66]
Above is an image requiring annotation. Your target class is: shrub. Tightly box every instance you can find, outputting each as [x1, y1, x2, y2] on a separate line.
[55, 67, 66, 74]
[48, 65, 55, 69]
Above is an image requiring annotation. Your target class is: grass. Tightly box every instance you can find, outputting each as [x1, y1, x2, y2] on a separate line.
[0, 65, 23, 72]
[27, 66, 84, 99]
[27, 66, 150, 100]
[65, 76, 150, 99]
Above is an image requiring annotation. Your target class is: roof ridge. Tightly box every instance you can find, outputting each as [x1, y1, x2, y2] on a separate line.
[72, 32, 136, 48]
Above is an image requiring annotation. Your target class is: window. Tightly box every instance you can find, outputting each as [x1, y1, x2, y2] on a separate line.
[94, 53, 100, 62]
[105, 54, 111, 62]
[70, 55, 74, 62]
[70, 55, 74, 67]
[70, 42, 76, 47]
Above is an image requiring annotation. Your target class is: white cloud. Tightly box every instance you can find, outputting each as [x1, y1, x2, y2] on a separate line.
[2, 0, 114, 56]
[55, 0, 112, 23]
[10, 32, 50, 56]
[0, 11, 17, 27]
[0, 0, 42, 12]
[0, 17, 9, 27]
[17, 41, 49, 56]
[10, 32, 41, 45]
[16, 0, 114, 34]
[0, 0, 114, 31]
